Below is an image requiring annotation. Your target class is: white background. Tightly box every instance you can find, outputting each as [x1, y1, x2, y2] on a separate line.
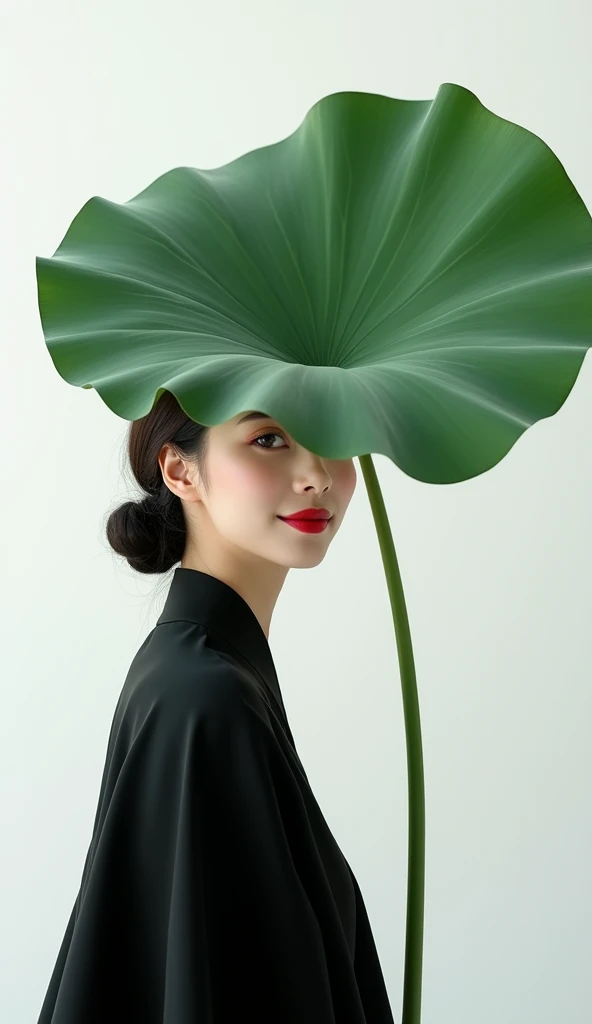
[1, 1, 591, 1021]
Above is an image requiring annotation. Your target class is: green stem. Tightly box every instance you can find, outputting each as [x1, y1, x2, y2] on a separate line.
[358, 454, 425, 1024]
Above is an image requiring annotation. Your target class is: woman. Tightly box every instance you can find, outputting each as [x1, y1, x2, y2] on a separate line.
[37, 389, 395, 1024]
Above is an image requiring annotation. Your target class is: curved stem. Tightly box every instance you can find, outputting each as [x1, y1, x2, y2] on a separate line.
[358, 454, 425, 1024]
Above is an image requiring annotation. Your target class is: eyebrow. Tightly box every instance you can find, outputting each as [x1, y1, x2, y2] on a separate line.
[236, 411, 272, 426]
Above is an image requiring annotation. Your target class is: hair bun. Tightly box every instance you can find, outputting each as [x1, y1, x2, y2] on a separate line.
[105, 492, 185, 575]
[138, 494, 157, 511]
[105, 390, 209, 575]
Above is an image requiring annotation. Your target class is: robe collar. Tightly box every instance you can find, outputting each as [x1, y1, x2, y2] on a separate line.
[156, 567, 289, 728]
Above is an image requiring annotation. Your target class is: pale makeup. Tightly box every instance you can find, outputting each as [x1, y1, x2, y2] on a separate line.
[159, 409, 357, 636]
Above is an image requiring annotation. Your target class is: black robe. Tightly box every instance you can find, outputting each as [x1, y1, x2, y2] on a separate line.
[37, 567, 395, 1023]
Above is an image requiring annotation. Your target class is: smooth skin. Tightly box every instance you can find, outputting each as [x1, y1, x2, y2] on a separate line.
[159, 410, 357, 639]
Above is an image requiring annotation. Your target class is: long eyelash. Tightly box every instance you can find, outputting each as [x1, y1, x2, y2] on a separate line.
[252, 431, 287, 449]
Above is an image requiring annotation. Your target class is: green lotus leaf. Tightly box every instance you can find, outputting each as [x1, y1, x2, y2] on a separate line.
[36, 83, 592, 485]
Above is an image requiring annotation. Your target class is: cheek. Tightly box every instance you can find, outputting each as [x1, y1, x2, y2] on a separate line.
[216, 453, 280, 502]
[335, 460, 357, 502]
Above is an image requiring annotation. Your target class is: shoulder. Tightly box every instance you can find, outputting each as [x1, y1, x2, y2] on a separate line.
[146, 653, 274, 787]
[121, 620, 262, 737]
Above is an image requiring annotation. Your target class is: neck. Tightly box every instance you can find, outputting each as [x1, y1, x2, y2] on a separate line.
[180, 549, 289, 640]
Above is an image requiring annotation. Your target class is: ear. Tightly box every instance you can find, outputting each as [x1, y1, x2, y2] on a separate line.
[159, 444, 201, 503]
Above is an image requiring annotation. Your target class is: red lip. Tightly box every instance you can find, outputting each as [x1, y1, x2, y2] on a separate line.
[278, 518, 330, 534]
[279, 508, 332, 521]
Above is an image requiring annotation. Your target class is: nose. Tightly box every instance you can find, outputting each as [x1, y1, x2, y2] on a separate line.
[299, 455, 332, 493]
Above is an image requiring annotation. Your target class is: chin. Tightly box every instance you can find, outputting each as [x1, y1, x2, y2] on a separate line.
[290, 550, 328, 569]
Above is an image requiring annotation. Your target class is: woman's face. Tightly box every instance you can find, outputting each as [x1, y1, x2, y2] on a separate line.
[174, 409, 357, 571]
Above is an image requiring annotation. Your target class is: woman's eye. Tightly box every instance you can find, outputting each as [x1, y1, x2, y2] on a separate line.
[251, 431, 287, 450]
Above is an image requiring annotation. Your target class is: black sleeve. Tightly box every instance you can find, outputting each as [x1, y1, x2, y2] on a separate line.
[36, 657, 351, 1023]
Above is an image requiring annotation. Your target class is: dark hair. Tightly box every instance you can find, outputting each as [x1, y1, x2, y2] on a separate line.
[105, 390, 210, 575]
